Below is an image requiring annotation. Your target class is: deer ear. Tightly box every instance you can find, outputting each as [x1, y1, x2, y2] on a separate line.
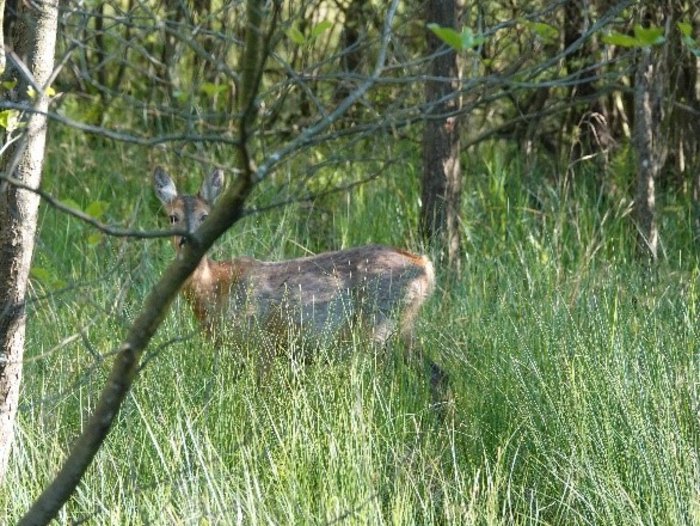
[199, 168, 224, 204]
[153, 167, 178, 205]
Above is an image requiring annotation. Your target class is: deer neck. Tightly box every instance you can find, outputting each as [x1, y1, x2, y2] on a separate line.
[182, 255, 222, 332]
[181, 256, 251, 335]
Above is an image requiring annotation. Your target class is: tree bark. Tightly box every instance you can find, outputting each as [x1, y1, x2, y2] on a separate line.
[663, 5, 700, 240]
[0, 0, 5, 75]
[0, 0, 59, 482]
[334, 0, 368, 103]
[421, 0, 462, 272]
[632, 15, 668, 261]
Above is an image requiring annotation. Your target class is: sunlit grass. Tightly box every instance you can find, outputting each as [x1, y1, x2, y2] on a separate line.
[1, 140, 698, 524]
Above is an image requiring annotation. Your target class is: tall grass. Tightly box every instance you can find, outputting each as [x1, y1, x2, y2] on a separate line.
[1, 136, 698, 524]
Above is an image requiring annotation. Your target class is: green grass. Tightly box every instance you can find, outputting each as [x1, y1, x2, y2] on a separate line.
[2, 136, 699, 524]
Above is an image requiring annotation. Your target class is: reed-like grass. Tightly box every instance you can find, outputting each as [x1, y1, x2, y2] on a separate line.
[2, 139, 698, 524]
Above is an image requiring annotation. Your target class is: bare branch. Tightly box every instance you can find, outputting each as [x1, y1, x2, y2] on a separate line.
[0, 172, 191, 240]
[244, 161, 391, 217]
[0, 101, 243, 146]
[253, 0, 400, 182]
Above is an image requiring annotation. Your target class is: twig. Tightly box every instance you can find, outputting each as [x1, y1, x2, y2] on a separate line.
[252, 0, 401, 183]
[0, 172, 190, 240]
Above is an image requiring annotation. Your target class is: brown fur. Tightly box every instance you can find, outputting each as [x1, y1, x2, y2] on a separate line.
[153, 167, 438, 355]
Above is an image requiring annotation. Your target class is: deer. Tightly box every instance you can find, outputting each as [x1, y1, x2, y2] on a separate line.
[153, 166, 446, 392]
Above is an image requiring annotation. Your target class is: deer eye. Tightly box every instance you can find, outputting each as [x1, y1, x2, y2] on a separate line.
[200, 214, 208, 222]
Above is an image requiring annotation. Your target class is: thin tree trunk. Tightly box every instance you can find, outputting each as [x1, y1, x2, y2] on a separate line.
[0, 0, 59, 482]
[633, 38, 667, 261]
[421, 0, 462, 272]
[663, 5, 700, 240]
[0, 0, 5, 75]
[93, 2, 108, 125]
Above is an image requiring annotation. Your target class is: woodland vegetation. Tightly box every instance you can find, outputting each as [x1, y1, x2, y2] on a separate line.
[1, 0, 699, 523]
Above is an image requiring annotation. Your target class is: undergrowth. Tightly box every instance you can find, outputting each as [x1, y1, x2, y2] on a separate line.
[2, 136, 698, 524]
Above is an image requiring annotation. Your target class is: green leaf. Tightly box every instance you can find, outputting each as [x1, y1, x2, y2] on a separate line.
[26, 84, 56, 99]
[30, 266, 66, 289]
[602, 32, 640, 48]
[85, 200, 109, 219]
[310, 20, 332, 39]
[1, 79, 17, 92]
[61, 198, 82, 212]
[524, 20, 559, 43]
[286, 26, 306, 45]
[200, 82, 227, 98]
[428, 23, 485, 52]
[460, 27, 485, 49]
[603, 26, 665, 48]
[427, 23, 463, 51]
[633, 24, 665, 46]
[678, 21, 693, 37]
[0, 109, 20, 132]
[677, 21, 700, 55]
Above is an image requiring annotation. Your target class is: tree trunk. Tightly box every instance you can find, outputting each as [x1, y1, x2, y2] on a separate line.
[421, 0, 462, 272]
[0, 0, 5, 75]
[632, 16, 668, 261]
[0, 0, 59, 482]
